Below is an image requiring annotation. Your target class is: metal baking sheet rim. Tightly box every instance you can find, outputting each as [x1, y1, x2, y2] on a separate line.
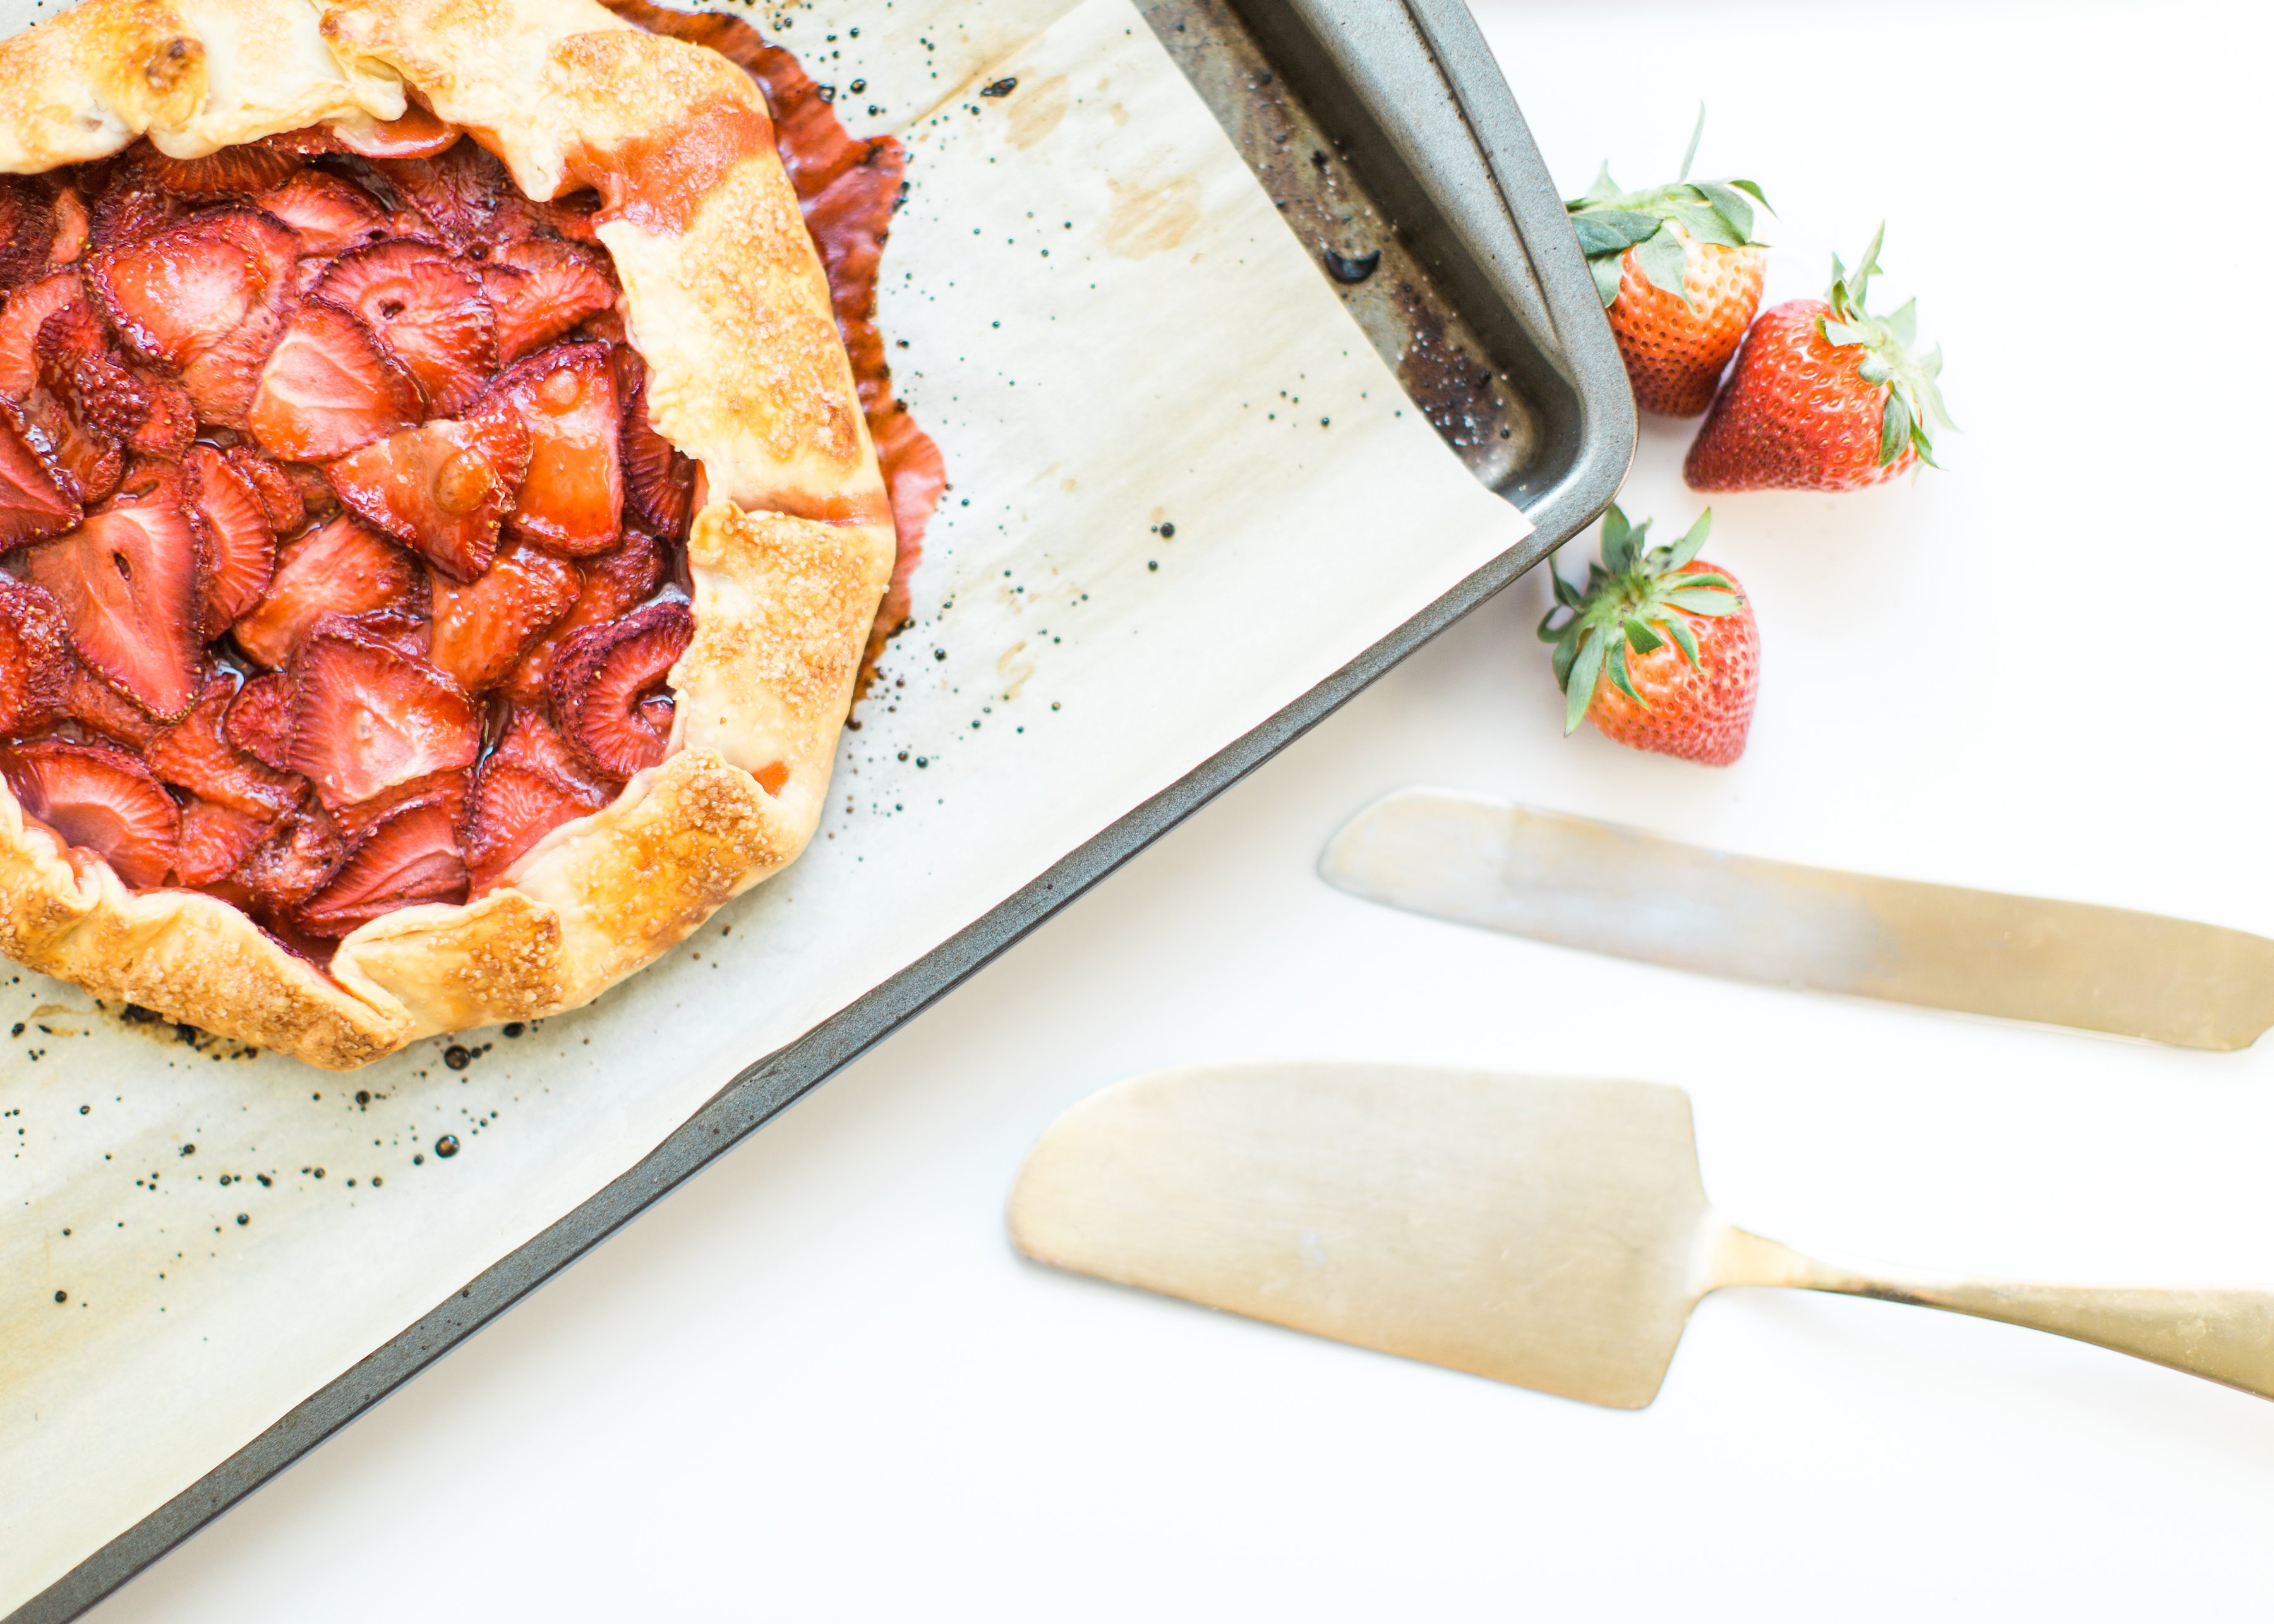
[10, 12, 1636, 1621]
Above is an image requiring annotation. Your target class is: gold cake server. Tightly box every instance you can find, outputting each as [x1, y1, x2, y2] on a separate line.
[1318, 788, 2274, 1050]
[1009, 1062, 2274, 1407]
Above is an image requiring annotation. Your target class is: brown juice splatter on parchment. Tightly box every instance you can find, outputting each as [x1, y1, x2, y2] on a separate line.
[1005, 74, 1070, 150]
[1103, 174, 1200, 258]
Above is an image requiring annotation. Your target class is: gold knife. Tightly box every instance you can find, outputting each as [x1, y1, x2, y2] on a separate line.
[1318, 788, 2274, 1051]
[1009, 1063, 2274, 1407]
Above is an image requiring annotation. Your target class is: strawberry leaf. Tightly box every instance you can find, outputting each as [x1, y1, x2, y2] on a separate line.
[1662, 587, 1740, 614]
[1667, 509, 1711, 568]
[1624, 617, 1663, 654]
[1536, 603, 1568, 643]
[1570, 211, 1660, 254]
[1726, 179, 1770, 208]
[1878, 390, 1911, 466]
[1884, 298, 1917, 348]
[1689, 181, 1759, 241]
[1820, 318, 1872, 349]
[1589, 255, 1622, 308]
[1565, 630, 1604, 733]
[1661, 611, 1701, 669]
[1551, 627, 1579, 688]
[1551, 567, 1584, 610]
[1632, 227, 1692, 306]
[1667, 200, 1743, 250]
[1605, 644, 1645, 706]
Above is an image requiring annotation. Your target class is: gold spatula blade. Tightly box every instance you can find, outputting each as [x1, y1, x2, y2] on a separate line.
[1318, 789, 2274, 1050]
[1008, 1063, 2274, 1407]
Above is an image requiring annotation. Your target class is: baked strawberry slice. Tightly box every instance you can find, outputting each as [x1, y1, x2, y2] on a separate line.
[224, 670, 293, 769]
[482, 237, 615, 365]
[250, 170, 390, 256]
[0, 395, 85, 541]
[90, 207, 299, 424]
[620, 373, 694, 539]
[0, 575, 73, 733]
[0, 176, 58, 292]
[461, 715, 611, 891]
[0, 739, 177, 887]
[316, 239, 496, 414]
[128, 143, 302, 198]
[174, 797, 274, 886]
[246, 300, 421, 460]
[286, 618, 480, 812]
[291, 793, 468, 935]
[21, 473, 207, 719]
[146, 673, 305, 820]
[371, 140, 510, 251]
[63, 658, 162, 749]
[231, 514, 422, 668]
[549, 599, 692, 778]
[222, 443, 304, 533]
[47, 189, 90, 266]
[324, 396, 530, 581]
[495, 342, 621, 555]
[428, 540, 579, 692]
[484, 188, 605, 251]
[8, 387, 117, 510]
[331, 105, 459, 161]
[236, 798, 344, 909]
[500, 527, 663, 703]
[85, 181, 186, 252]
[183, 446, 276, 633]
[0, 271, 81, 400]
[282, 459, 340, 523]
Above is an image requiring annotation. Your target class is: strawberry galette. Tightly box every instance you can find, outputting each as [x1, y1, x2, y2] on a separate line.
[0, 0, 940, 1068]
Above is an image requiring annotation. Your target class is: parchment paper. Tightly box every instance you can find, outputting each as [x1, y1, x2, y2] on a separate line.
[0, 0, 1532, 1603]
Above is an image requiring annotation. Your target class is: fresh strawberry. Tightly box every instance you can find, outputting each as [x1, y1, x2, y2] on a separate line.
[236, 796, 344, 908]
[481, 237, 615, 365]
[0, 270, 83, 400]
[494, 342, 621, 555]
[1539, 505, 1757, 766]
[316, 239, 496, 414]
[173, 797, 274, 884]
[7, 386, 117, 512]
[1565, 117, 1771, 418]
[1686, 228, 1952, 491]
[0, 575, 73, 733]
[500, 527, 661, 702]
[127, 143, 302, 198]
[291, 793, 468, 935]
[1, 738, 178, 886]
[286, 618, 480, 812]
[0, 177, 59, 291]
[250, 170, 390, 256]
[428, 541, 579, 692]
[183, 445, 275, 631]
[620, 372, 694, 539]
[230, 514, 421, 668]
[85, 179, 188, 252]
[460, 712, 612, 890]
[21, 472, 208, 719]
[63, 658, 162, 749]
[324, 395, 531, 580]
[548, 599, 690, 777]
[371, 140, 508, 250]
[146, 672, 304, 819]
[246, 299, 421, 460]
[224, 670, 293, 769]
[90, 207, 299, 424]
[222, 443, 305, 533]
[3, 736, 181, 884]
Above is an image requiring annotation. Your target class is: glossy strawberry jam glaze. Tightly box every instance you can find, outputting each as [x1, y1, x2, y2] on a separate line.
[0, 17, 939, 963]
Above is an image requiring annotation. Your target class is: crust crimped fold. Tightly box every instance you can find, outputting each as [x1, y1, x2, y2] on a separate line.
[0, 0, 893, 1067]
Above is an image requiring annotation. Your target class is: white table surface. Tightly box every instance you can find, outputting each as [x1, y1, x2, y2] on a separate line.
[88, 1, 2274, 1618]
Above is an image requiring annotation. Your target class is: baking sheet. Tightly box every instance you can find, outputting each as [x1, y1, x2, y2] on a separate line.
[0, 0, 1532, 1604]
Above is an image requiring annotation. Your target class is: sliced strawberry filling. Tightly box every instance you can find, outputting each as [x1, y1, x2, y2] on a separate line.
[128, 145, 303, 199]
[429, 540, 578, 692]
[174, 796, 274, 886]
[85, 179, 188, 253]
[90, 208, 298, 424]
[1, 739, 177, 887]
[3, 390, 109, 519]
[286, 618, 479, 812]
[247, 301, 421, 459]
[482, 237, 615, 366]
[251, 171, 390, 256]
[291, 793, 468, 935]
[318, 239, 496, 414]
[224, 671, 294, 770]
[236, 800, 344, 911]
[184, 445, 275, 632]
[549, 599, 690, 778]
[0, 577, 74, 735]
[500, 527, 663, 704]
[145, 673, 305, 821]
[462, 709, 613, 891]
[495, 342, 621, 555]
[21, 471, 208, 721]
[620, 373, 694, 540]
[63, 658, 162, 749]
[0, 271, 85, 400]
[371, 140, 509, 251]
[222, 443, 304, 533]
[324, 395, 529, 580]
[231, 514, 422, 669]
[0, 176, 59, 292]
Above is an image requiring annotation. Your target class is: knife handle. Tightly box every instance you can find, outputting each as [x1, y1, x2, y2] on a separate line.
[1709, 1226, 2274, 1401]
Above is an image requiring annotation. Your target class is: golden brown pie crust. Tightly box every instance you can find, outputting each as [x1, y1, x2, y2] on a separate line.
[0, 0, 896, 1067]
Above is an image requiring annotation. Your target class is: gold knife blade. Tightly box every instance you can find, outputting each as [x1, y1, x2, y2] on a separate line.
[1318, 789, 2274, 1051]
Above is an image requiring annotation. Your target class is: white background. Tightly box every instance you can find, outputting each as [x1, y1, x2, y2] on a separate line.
[90, 1, 2274, 1618]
